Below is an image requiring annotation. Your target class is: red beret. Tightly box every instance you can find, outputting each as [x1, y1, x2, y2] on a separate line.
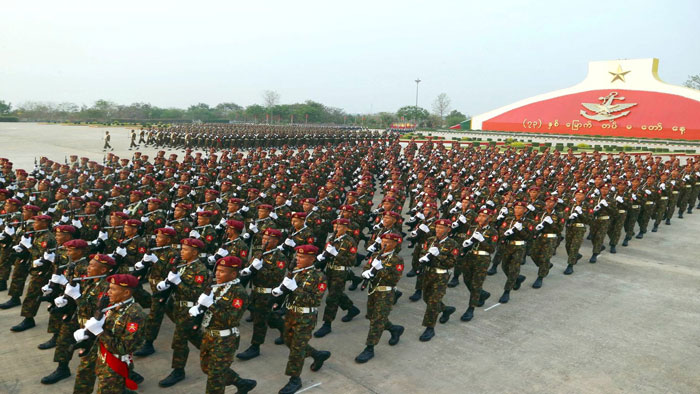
[205, 189, 219, 196]
[155, 227, 177, 236]
[63, 239, 88, 249]
[332, 218, 350, 226]
[148, 198, 163, 204]
[5, 198, 22, 205]
[347, 191, 358, 196]
[383, 210, 401, 219]
[247, 188, 259, 193]
[125, 219, 142, 227]
[23, 204, 41, 212]
[0, 189, 10, 196]
[291, 212, 307, 219]
[295, 244, 319, 255]
[93, 253, 116, 266]
[380, 232, 403, 243]
[107, 274, 139, 288]
[179, 184, 192, 191]
[112, 185, 124, 192]
[382, 197, 396, 203]
[514, 201, 528, 207]
[528, 186, 540, 191]
[33, 214, 52, 222]
[228, 197, 244, 204]
[544, 196, 557, 202]
[176, 202, 193, 210]
[424, 202, 438, 209]
[263, 228, 282, 237]
[435, 218, 452, 227]
[130, 190, 144, 197]
[181, 238, 205, 249]
[257, 204, 273, 210]
[197, 211, 213, 217]
[301, 198, 316, 205]
[574, 188, 587, 194]
[112, 211, 129, 219]
[478, 208, 493, 215]
[87, 201, 102, 207]
[54, 225, 77, 233]
[216, 256, 243, 270]
[226, 220, 244, 231]
[339, 205, 354, 212]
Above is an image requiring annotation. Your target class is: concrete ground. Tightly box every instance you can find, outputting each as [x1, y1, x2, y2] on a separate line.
[1, 123, 700, 393]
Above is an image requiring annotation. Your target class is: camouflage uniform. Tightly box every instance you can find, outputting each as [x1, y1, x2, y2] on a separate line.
[170, 259, 210, 369]
[418, 235, 458, 327]
[73, 278, 110, 394]
[321, 233, 357, 323]
[364, 250, 403, 345]
[498, 215, 533, 290]
[530, 209, 562, 278]
[143, 245, 179, 344]
[590, 194, 613, 255]
[460, 224, 497, 307]
[21, 230, 57, 319]
[564, 201, 590, 266]
[248, 247, 287, 345]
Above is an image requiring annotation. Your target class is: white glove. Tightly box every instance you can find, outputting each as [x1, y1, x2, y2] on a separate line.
[156, 280, 170, 291]
[166, 271, 182, 285]
[312, 206, 318, 212]
[284, 238, 296, 247]
[645, 189, 652, 195]
[459, 214, 467, 224]
[98, 231, 109, 240]
[16, 192, 25, 199]
[361, 269, 374, 279]
[65, 282, 81, 299]
[500, 206, 508, 215]
[473, 232, 485, 242]
[85, 316, 106, 335]
[242, 233, 250, 240]
[543, 216, 553, 224]
[4, 226, 15, 236]
[366, 243, 377, 253]
[282, 277, 297, 291]
[240, 267, 252, 276]
[371, 259, 383, 270]
[47, 206, 56, 213]
[504, 229, 514, 237]
[144, 253, 158, 263]
[514, 222, 523, 231]
[32, 258, 44, 268]
[416, 212, 425, 220]
[616, 196, 624, 203]
[451, 221, 459, 229]
[271, 286, 283, 297]
[419, 255, 430, 263]
[135, 260, 145, 270]
[188, 305, 202, 317]
[20, 236, 32, 249]
[141, 216, 149, 223]
[71, 219, 83, 229]
[115, 246, 127, 257]
[197, 292, 214, 307]
[600, 200, 608, 207]
[249, 224, 258, 233]
[104, 201, 113, 207]
[260, 192, 267, 198]
[660, 183, 666, 190]
[269, 212, 278, 220]
[41, 283, 53, 296]
[54, 295, 68, 308]
[196, 206, 204, 213]
[575, 206, 583, 215]
[251, 258, 263, 270]
[428, 246, 440, 256]
[60, 215, 70, 223]
[462, 239, 473, 248]
[12, 245, 22, 253]
[241, 205, 249, 212]
[285, 199, 292, 206]
[569, 213, 578, 220]
[671, 180, 676, 186]
[418, 224, 430, 233]
[632, 194, 637, 201]
[73, 328, 89, 343]
[189, 229, 201, 238]
[526, 204, 536, 212]
[51, 274, 68, 285]
[316, 254, 326, 262]
[536, 224, 544, 231]
[325, 244, 338, 256]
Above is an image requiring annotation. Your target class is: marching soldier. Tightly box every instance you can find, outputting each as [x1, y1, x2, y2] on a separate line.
[530, 196, 562, 288]
[563, 188, 590, 275]
[497, 201, 533, 304]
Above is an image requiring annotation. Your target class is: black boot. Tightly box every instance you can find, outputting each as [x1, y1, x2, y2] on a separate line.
[688, 208, 693, 214]
[236, 344, 261, 360]
[279, 376, 302, 394]
[40, 362, 71, 384]
[652, 225, 658, 232]
[460, 307, 474, 322]
[11, 317, 35, 332]
[313, 322, 332, 338]
[609, 245, 617, 254]
[564, 264, 574, 275]
[636, 231, 644, 239]
[406, 269, 417, 278]
[245, 311, 253, 322]
[439, 306, 456, 324]
[477, 290, 490, 307]
[348, 275, 362, 291]
[586, 232, 592, 240]
[310, 350, 330, 371]
[447, 275, 459, 288]
[0, 280, 6, 291]
[0, 296, 20, 309]
[665, 218, 671, 225]
[678, 212, 684, 219]
[393, 290, 402, 305]
[129, 370, 144, 384]
[576, 253, 583, 261]
[38, 334, 57, 350]
[419, 327, 435, 342]
[499, 290, 510, 303]
[158, 368, 185, 388]
[513, 275, 526, 290]
[233, 378, 257, 393]
[532, 276, 543, 289]
[487, 263, 498, 276]
[408, 289, 422, 302]
[133, 341, 155, 357]
[388, 325, 404, 345]
[589, 254, 598, 263]
[341, 305, 360, 322]
[355, 346, 374, 363]
[622, 237, 629, 247]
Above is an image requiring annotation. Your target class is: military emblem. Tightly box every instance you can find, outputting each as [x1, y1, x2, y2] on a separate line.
[580, 92, 636, 121]
[127, 322, 139, 333]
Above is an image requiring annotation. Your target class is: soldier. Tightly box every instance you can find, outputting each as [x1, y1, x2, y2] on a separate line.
[141, 197, 167, 235]
[652, 172, 671, 232]
[530, 196, 562, 288]
[355, 232, 405, 363]
[589, 184, 613, 263]
[103, 131, 113, 152]
[157, 238, 210, 388]
[607, 179, 629, 253]
[636, 175, 656, 239]
[236, 228, 287, 361]
[129, 129, 138, 150]
[313, 218, 360, 338]
[563, 188, 589, 275]
[190, 211, 218, 255]
[457, 208, 498, 321]
[0, 197, 23, 291]
[623, 177, 643, 246]
[497, 201, 533, 303]
[415, 218, 459, 342]
[272, 244, 331, 394]
[189, 256, 257, 394]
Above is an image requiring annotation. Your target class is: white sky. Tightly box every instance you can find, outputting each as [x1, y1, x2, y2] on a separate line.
[1, 0, 698, 116]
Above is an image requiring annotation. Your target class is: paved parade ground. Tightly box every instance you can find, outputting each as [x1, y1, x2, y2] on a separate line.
[1, 123, 699, 394]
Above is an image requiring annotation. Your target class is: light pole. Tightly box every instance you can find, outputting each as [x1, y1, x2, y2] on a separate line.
[414, 78, 421, 128]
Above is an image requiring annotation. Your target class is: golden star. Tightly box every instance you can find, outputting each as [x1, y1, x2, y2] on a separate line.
[609, 65, 631, 83]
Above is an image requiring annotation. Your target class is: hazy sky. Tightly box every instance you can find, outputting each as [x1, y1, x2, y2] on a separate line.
[1, 1, 699, 116]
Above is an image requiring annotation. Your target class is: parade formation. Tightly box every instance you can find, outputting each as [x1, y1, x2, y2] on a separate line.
[0, 123, 699, 394]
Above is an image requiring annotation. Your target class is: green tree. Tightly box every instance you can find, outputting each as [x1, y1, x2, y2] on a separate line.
[245, 104, 267, 122]
[445, 109, 468, 127]
[0, 100, 11, 114]
[396, 106, 429, 124]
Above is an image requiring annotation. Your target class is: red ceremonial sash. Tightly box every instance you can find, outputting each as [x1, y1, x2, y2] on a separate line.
[99, 341, 138, 390]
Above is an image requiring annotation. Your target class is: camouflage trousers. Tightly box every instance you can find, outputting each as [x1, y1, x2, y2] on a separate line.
[200, 332, 241, 394]
[365, 289, 394, 346]
[502, 244, 526, 290]
[491, 245, 504, 269]
[53, 317, 79, 363]
[565, 225, 586, 265]
[654, 199, 669, 227]
[411, 247, 424, 290]
[133, 284, 151, 309]
[689, 184, 700, 209]
[457, 254, 490, 308]
[95, 344, 129, 394]
[637, 202, 654, 233]
[322, 270, 354, 323]
[283, 310, 318, 377]
[48, 309, 62, 334]
[590, 218, 610, 254]
[665, 194, 679, 220]
[624, 207, 641, 239]
[8, 257, 30, 298]
[607, 212, 626, 246]
[74, 343, 98, 394]
[171, 307, 203, 369]
[421, 271, 449, 327]
[0, 247, 14, 282]
[677, 187, 691, 213]
[144, 296, 173, 343]
[250, 292, 283, 345]
[21, 269, 52, 318]
[531, 235, 556, 278]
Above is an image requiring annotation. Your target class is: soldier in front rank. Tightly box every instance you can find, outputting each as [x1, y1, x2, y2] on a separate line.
[189, 256, 257, 394]
[652, 172, 671, 232]
[0, 197, 23, 291]
[271, 244, 331, 394]
[636, 174, 657, 239]
[355, 232, 405, 363]
[622, 177, 643, 246]
[606, 179, 630, 254]
[157, 238, 210, 388]
[313, 218, 360, 338]
[529, 196, 562, 288]
[589, 183, 614, 263]
[0, 204, 41, 309]
[496, 201, 534, 304]
[133, 227, 180, 358]
[562, 188, 590, 275]
[10, 214, 57, 332]
[236, 228, 287, 361]
[414, 219, 458, 342]
[457, 208, 498, 322]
